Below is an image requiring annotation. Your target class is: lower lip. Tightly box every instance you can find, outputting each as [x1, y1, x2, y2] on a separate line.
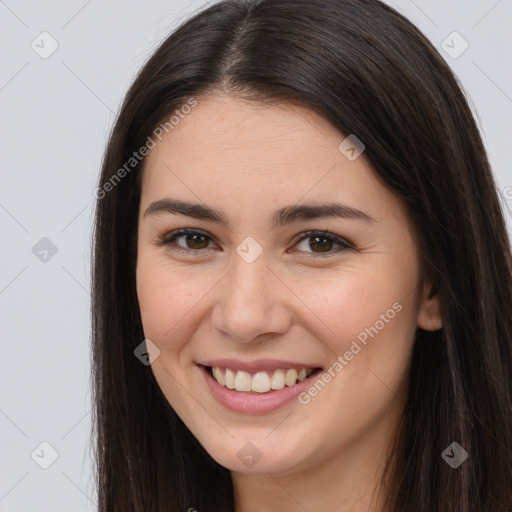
[198, 364, 322, 415]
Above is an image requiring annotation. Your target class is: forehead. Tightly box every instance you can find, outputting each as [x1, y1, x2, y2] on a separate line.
[138, 93, 401, 226]
[146, 94, 342, 167]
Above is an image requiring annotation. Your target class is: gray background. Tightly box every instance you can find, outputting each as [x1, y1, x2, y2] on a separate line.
[1, 1, 511, 510]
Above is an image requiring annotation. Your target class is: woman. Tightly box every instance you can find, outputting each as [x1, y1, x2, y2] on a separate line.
[91, 0, 512, 510]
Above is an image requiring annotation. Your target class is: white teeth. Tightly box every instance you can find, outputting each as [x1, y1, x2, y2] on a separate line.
[234, 371, 252, 392]
[270, 369, 285, 390]
[252, 372, 271, 393]
[212, 366, 225, 386]
[224, 368, 236, 389]
[210, 366, 316, 393]
[285, 369, 298, 386]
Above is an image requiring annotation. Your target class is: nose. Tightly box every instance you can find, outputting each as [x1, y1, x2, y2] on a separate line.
[211, 251, 292, 343]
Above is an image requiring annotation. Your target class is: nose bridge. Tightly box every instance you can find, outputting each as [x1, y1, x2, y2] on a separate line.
[212, 243, 290, 342]
[230, 250, 269, 301]
[228, 233, 272, 300]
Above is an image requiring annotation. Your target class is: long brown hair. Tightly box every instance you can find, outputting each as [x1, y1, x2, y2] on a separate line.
[91, 0, 512, 510]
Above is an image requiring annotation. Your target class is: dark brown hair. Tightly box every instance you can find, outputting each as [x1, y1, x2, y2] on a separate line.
[91, 0, 512, 510]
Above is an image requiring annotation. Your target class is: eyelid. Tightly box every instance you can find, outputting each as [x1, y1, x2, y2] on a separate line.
[290, 230, 354, 255]
[156, 228, 354, 256]
[156, 228, 218, 251]
[290, 229, 351, 246]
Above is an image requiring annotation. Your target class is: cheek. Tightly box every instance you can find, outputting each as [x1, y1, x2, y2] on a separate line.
[301, 266, 419, 408]
[135, 253, 208, 404]
[292, 272, 416, 446]
[304, 267, 415, 342]
[136, 251, 214, 345]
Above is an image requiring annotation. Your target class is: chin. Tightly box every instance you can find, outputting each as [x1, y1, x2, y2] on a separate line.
[201, 436, 308, 475]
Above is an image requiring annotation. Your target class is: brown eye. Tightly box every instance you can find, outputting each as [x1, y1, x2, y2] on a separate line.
[158, 229, 352, 257]
[158, 229, 216, 253]
[182, 233, 209, 250]
[308, 235, 334, 253]
[292, 231, 352, 257]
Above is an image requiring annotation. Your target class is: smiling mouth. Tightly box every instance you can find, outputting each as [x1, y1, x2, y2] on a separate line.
[204, 365, 323, 394]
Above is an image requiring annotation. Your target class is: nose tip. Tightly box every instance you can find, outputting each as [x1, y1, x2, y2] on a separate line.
[213, 302, 290, 343]
[211, 256, 291, 343]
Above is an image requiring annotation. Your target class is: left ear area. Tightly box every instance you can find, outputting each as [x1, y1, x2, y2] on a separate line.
[417, 283, 443, 331]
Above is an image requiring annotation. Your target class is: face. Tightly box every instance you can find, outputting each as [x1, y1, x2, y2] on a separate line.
[135, 93, 441, 477]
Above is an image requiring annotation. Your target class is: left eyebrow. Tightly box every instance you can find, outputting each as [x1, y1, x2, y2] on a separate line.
[143, 198, 376, 227]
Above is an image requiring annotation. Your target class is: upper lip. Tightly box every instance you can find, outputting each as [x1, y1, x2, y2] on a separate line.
[198, 359, 323, 373]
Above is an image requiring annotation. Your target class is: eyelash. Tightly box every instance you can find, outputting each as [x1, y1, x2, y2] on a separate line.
[155, 228, 354, 258]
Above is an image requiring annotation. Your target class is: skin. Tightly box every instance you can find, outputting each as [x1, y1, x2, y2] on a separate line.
[136, 93, 442, 511]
